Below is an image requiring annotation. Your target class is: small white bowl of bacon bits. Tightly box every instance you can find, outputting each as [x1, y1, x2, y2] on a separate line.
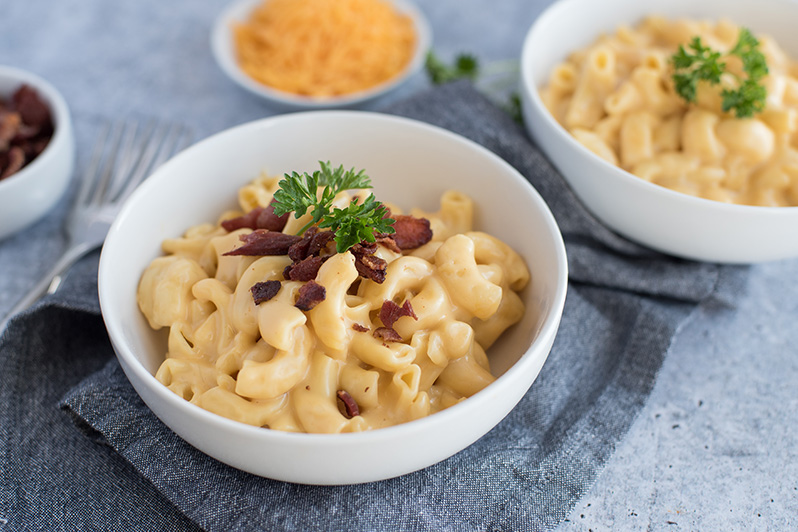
[211, 0, 432, 109]
[0, 66, 74, 240]
[521, 0, 798, 263]
[98, 111, 568, 484]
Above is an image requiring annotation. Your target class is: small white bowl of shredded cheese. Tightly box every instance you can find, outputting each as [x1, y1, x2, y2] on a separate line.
[211, 0, 432, 110]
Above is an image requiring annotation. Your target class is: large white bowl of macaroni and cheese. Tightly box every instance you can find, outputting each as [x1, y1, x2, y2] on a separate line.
[521, 0, 798, 263]
[98, 111, 568, 484]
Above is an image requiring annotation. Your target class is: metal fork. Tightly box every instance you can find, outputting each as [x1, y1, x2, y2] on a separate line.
[1, 118, 193, 330]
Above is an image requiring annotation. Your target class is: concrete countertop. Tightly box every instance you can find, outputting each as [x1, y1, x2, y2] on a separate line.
[0, 0, 795, 529]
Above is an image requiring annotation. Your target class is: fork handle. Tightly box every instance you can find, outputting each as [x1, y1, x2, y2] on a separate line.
[1, 243, 95, 332]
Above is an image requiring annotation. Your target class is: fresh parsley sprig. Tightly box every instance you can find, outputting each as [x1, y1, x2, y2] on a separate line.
[320, 193, 394, 253]
[672, 37, 725, 102]
[271, 161, 394, 253]
[671, 28, 768, 118]
[425, 51, 480, 85]
[425, 51, 525, 125]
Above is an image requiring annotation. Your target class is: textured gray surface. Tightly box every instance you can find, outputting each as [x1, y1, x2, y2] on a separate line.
[0, 0, 796, 530]
[560, 260, 798, 531]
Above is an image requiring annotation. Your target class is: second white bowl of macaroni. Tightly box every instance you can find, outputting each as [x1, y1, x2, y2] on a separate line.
[521, 0, 798, 263]
[98, 111, 568, 484]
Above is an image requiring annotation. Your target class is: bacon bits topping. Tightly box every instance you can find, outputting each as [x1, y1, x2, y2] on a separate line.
[284, 255, 326, 282]
[353, 253, 387, 284]
[250, 280, 281, 305]
[287, 226, 317, 261]
[307, 229, 336, 257]
[379, 300, 418, 329]
[0, 85, 54, 182]
[294, 280, 326, 311]
[373, 327, 402, 342]
[221, 202, 288, 233]
[288, 227, 336, 262]
[336, 390, 360, 419]
[223, 230, 301, 256]
[390, 215, 433, 250]
[352, 323, 369, 333]
[350, 241, 377, 256]
[350, 242, 387, 283]
[375, 235, 402, 254]
[13, 85, 51, 129]
[0, 147, 25, 180]
[222, 207, 264, 232]
[0, 112, 21, 150]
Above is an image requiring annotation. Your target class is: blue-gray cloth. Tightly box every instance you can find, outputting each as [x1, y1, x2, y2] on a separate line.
[0, 82, 746, 532]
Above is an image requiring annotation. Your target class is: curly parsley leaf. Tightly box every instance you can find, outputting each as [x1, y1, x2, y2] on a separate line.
[502, 91, 524, 125]
[730, 28, 768, 80]
[671, 28, 768, 118]
[722, 78, 767, 118]
[316, 160, 371, 190]
[271, 161, 394, 253]
[319, 193, 395, 253]
[671, 37, 725, 103]
[272, 170, 321, 219]
[425, 51, 480, 85]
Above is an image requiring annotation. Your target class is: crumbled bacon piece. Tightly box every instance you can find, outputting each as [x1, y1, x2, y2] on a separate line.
[336, 390, 360, 418]
[0, 112, 21, 150]
[379, 300, 417, 329]
[375, 236, 402, 254]
[287, 226, 317, 261]
[0, 86, 53, 182]
[391, 215, 433, 250]
[350, 241, 377, 256]
[222, 206, 264, 232]
[0, 147, 25, 180]
[307, 229, 336, 257]
[352, 323, 369, 333]
[353, 253, 386, 283]
[25, 137, 49, 160]
[250, 280, 281, 305]
[295, 280, 326, 311]
[223, 230, 301, 256]
[349, 242, 386, 283]
[373, 327, 402, 342]
[11, 123, 40, 142]
[256, 203, 289, 231]
[12, 85, 51, 129]
[285, 255, 326, 282]
[221, 202, 288, 233]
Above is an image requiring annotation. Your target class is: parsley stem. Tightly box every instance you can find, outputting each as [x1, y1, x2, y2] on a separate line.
[297, 219, 316, 236]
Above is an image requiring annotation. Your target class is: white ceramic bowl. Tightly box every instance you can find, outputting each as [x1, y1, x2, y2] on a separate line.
[99, 111, 568, 484]
[0, 66, 74, 240]
[520, 0, 798, 263]
[211, 0, 432, 110]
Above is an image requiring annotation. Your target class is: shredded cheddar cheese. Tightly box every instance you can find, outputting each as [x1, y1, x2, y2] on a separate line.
[233, 0, 417, 98]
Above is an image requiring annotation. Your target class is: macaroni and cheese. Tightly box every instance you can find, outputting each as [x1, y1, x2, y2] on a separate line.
[137, 175, 529, 433]
[539, 17, 798, 206]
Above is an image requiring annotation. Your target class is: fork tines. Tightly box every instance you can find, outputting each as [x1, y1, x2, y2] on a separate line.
[79, 119, 193, 209]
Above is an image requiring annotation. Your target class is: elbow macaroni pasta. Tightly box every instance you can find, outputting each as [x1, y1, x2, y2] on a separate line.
[539, 16, 798, 206]
[138, 178, 530, 433]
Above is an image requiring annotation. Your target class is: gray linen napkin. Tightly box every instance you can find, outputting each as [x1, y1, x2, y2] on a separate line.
[1, 82, 746, 532]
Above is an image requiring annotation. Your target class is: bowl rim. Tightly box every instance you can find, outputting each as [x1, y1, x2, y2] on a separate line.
[0, 65, 72, 194]
[210, 0, 433, 109]
[519, 0, 798, 216]
[98, 110, 569, 444]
